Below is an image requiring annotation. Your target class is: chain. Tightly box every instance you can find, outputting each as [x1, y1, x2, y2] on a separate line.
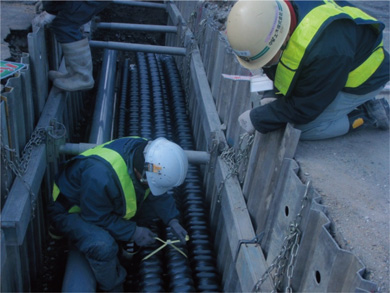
[1, 127, 46, 177]
[1, 143, 11, 199]
[217, 133, 254, 203]
[253, 181, 311, 292]
[1, 120, 66, 217]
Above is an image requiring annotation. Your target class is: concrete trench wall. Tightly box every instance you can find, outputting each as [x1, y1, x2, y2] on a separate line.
[0, 1, 379, 292]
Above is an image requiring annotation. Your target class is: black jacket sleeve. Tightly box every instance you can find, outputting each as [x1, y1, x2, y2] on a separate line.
[148, 193, 180, 225]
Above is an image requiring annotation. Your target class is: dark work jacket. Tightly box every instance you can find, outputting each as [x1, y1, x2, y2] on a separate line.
[251, 0, 390, 134]
[54, 137, 179, 242]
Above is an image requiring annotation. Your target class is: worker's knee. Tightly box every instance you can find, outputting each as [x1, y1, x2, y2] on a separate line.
[82, 234, 118, 261]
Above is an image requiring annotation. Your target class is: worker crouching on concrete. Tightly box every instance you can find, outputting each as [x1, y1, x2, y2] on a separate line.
[48, 137, 189, 291]
[32, 1, 110, 91]
[227, 0, 390, 140]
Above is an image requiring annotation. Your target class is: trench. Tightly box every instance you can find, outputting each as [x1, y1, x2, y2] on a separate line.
[2, 1, 385, 292]
[36, 4, 221, 290]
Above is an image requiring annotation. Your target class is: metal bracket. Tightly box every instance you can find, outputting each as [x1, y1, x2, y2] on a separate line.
[207, 131, 225, 176]
[234, 232, 264, 263]
[45, 119, 67, 163]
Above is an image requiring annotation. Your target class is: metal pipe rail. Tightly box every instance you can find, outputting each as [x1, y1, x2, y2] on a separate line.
[89, 40, 186, 56]
[112, 0, 166, 9]
[59, 143, 211, 165]
[95, 22, 178, 33]
[88, 49, 117, 144]
[62, 49, 118, 292]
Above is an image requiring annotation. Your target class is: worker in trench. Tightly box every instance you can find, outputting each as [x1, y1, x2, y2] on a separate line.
[48, 137, 189, 291]
[32, 1, 110, 91]
[226, 0, 390, 140]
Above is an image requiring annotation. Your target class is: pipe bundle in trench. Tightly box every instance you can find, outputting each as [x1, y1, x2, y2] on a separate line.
[117, 52, 221, 292]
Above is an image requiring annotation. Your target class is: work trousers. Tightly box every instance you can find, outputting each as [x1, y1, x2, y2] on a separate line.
[295, 86, 384, 140]
[48, 201, 126, 291]
[44, 1, 109, 43]
[48, 196, 161, 291]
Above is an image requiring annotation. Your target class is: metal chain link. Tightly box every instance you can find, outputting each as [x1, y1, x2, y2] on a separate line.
[1, 120, 66, 217]
[253, 181, 311, 293]
[1, 127, 46, 218]
[217, 133, 254, 203]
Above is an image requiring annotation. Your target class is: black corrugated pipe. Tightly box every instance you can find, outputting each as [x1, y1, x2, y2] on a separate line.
[117, 59, 130, 138]
[160, 55, 221, 291]
[106, 52, 220, 292]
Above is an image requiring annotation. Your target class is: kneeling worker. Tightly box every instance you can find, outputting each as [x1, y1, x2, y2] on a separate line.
[227, 0, 389, 140]
[48, 137, 188, 291]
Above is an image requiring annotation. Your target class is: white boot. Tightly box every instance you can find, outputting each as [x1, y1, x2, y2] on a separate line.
[49, 71, 67, 81]
[49, 49, 75, 81]
[53, 38, 94, 91]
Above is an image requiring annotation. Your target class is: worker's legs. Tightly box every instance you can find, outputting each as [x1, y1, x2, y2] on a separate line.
[73, 224, 126, 292]
[295, 87, 386, 140]
[48, 203, 126, 291]
[53, 38, 95, 91]
[47, 1, 109, 90]
[49, 1, 109, 43]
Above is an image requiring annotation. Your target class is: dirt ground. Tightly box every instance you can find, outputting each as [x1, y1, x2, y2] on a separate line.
[1, 0, 389, 292]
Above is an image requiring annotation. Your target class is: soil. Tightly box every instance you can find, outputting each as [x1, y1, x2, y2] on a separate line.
[296, 127, 390, 292]
[1, 1, 389, 292]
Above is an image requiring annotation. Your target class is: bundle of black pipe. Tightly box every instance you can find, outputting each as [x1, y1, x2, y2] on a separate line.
[116, 52, 221, 291]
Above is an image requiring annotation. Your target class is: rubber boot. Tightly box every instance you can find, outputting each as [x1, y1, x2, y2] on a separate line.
[49, 47, 75, 81]
[53, 38, 94, 91]
[49, 70, 68, 81]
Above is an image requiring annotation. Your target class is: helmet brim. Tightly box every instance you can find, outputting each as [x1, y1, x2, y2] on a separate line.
[228, 0, 291, 70]
[147, 176, 169, 196]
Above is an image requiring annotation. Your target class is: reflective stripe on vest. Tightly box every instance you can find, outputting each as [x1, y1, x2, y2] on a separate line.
[52, 183, 81, 214]
[275, 0, 384, 96]
[80, 143, 137, 220]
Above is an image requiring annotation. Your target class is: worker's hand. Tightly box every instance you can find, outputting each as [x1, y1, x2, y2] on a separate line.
[238, 110, 255, 134]
[132, 226, 156, 247]
[169, 219, 188, 245]
[32, 11, 56, 28]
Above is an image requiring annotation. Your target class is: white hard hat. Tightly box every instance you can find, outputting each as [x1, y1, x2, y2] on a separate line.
[226, 0, 291, 70]
[143, 137, 188, 196]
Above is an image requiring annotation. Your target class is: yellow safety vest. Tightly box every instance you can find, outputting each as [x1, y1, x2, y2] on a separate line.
[53, 139, 150, 219]
[275, 0, 385, 96]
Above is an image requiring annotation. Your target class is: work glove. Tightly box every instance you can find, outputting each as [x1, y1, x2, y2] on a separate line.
[32, 11, 56, 28]
[131, 226, 156, 247]
[169, 219, 188, 245]
[238, 110, 255, 134]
